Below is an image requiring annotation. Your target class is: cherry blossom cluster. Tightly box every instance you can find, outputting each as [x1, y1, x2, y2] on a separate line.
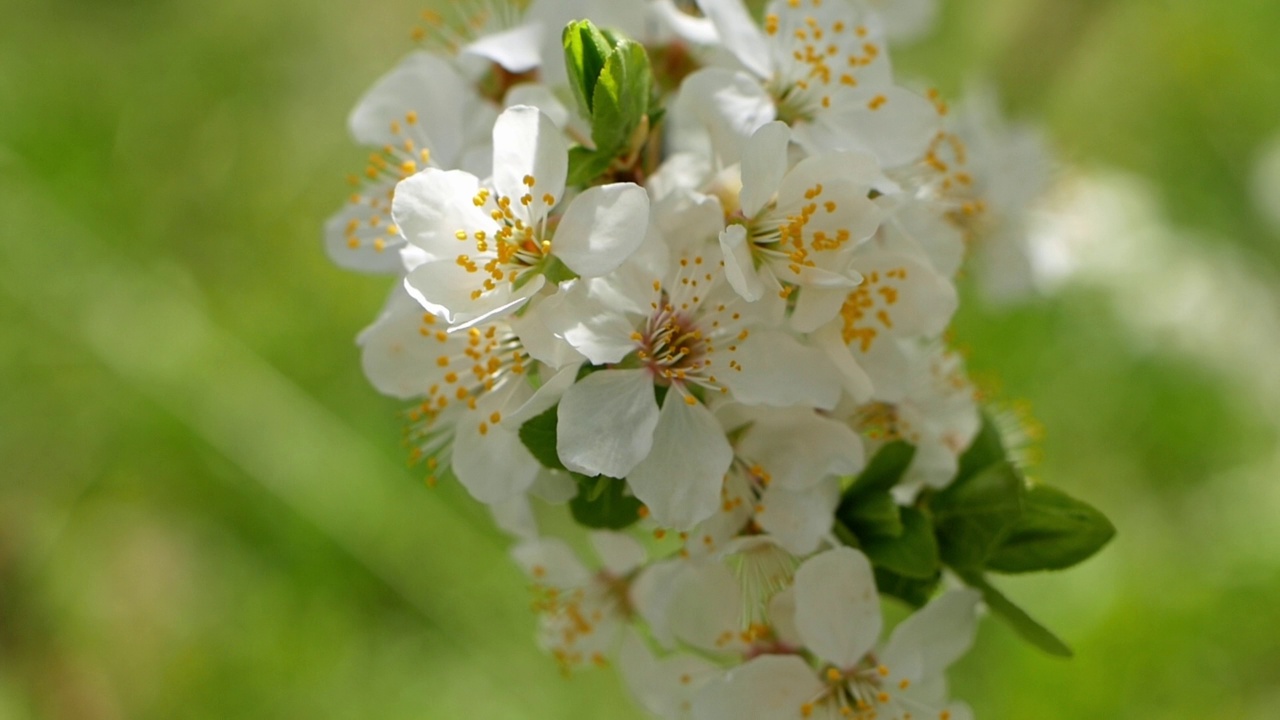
[325, 2, 1111, 719]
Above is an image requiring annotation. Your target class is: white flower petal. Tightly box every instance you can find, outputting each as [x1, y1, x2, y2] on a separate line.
[620, 631, 720, 720]
[791, 285, 853, 333]
[324, 177, 405, 274]
[489, 494, 538, 541]
[492, 105, 568, 216]
[674, 68, 776, 166]
[348, 52, 468, 164]
[357, 287, 445, 399]
[404, 258, 543, 327]
[882, 588, 982, 681]
[529, 468, 578, 504]
[511, 538, 591, 589]
[800, 86, 941, 168]
[720, 330, 842, 410]
[553, 183, 651, 277]
[557, 369, 660, 478]
[739, 121, 791, 217]
[392, 169, 495, 257]
[452, 410, 541, 504]
[691, 655, 821, 720]
[589, 531, 648, 576]
[758, 479, 840, 556]
[540, 281, 641, 364]
[739, 408, 865, 490]
[794, 547, 881, 668]
[461, 21, 545, 73]
[627, 397, 734, 530]
[664, 560, 746, 654]
[719, 224, 765, 301]
[695, 0, 773, 78]
[813, 321, 874, 403]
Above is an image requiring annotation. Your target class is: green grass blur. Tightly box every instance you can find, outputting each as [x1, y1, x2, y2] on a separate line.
[2, 1, 1278, 718]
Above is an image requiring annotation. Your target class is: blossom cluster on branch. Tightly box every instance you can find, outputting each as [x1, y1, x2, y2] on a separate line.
[325, 1, 1114, 718]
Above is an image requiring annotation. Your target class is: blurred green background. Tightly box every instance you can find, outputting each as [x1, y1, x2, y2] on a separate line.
[2, 0, 1279, 718]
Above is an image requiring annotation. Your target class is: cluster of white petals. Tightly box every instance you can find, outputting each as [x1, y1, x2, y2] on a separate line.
[327, 1, 1059, 717]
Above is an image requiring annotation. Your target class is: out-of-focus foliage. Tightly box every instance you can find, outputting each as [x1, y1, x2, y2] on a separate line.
[1, 1, 1277, 719]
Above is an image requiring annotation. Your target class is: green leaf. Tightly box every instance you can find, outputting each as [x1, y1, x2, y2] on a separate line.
[959, 570, 1073, 657]
[569, 473, 643, 530]
[932, 461, 1026, 569]
[517, 405, 566, 472]
[590, 40, 652, 156]
[874, 566, 941, 609]
[955, 413, 1006, 484]
[562, 20, 617, 117]
[986, 484, 1116, 573]
[838, 491, 903, 540]
[846, 441, 916, 498]
[862, 507, 940, 579]
[566, 146, 615, 187]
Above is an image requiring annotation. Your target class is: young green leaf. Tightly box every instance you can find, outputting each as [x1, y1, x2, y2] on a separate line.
[846, 441, 916, 499]
[838, 491, 903, 540]
[563, 20, 616, 117]
[931, 461, 1026, 569]
[959, 570, 1073, 657]
[590, 40, 652, 157]
[955, 413, 1006, 484]
[569, 473, 643, 530]
[517, 405, 566, 472]
[862, 507, 940, 579]
[986, 484, 1116, 573]
[874, 566, 941, 609]
[566, 146, 615, 187]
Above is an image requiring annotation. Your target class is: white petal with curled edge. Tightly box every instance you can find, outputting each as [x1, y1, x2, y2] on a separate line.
[882, 588, 982, 682]
[492, 105, 568, 219]
[590, 531, 647, 576]
[404, 257, 543, 327]
[553, 183, 651, 278]
[757, 478, 840, 556]
[626, 397, 733, 530]
[452, 410, 541, 505]
[556, 369, 660, 478]
[695, 0, 773, 78]
[461, 21, 545, 73]
[739, 408, 865, 490]
[794, 547, 881, 668]
[511, 537, 591, 589]
[691, 654, 822, 720]
[720, 330, 842, 410]
[719, 224, 765, 301]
